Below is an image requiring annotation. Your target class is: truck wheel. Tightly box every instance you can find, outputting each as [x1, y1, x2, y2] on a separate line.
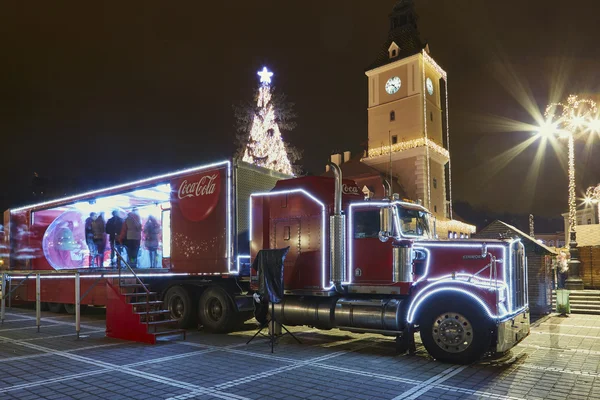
[64, 304, 88, 315]
[164, 286, 195, 328]
[198, 286, 235, 333]
[419, 301, 491, 364]
[48, 303, 64, 313]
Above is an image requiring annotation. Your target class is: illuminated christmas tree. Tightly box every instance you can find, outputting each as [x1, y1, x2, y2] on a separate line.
[236, 67, 299, 175]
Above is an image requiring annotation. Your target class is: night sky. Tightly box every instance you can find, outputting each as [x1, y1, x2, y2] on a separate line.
[2, 0, 600, 219]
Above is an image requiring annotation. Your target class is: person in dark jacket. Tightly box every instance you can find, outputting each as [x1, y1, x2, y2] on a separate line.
[84, 212, 98, 267]
[143, 215, 161, 268]
[118, 208, 142, 267]
[105, 210, 124, 267]
[92, 212, 106, 267]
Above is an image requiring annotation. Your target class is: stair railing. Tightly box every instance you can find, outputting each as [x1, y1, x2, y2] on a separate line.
[115, 250, 151, 330]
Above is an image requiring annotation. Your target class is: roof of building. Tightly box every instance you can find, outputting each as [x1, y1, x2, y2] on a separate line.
[473, 220, 556, 255]
[367, 0, 427, 71]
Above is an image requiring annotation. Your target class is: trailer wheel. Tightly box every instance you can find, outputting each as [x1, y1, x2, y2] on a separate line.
[64, 304, 88, 315]
[419, 300, 491, 364]
[47, 303, 64, 313]
[164, 286, 195, 328]
[198, 286, 235, 333]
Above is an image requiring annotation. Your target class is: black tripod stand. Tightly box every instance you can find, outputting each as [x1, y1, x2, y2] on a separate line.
[246, 301, 301, 353]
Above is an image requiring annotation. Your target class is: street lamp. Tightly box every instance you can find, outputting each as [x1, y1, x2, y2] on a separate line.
[541, 95, 598, 290]
[585, 184, 600, 223]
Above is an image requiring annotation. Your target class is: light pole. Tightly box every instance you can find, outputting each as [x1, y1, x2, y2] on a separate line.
[542, 95, 598, 290]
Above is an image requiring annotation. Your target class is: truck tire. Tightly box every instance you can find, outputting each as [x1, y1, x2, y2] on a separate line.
[419, 300, 492, 364]
[164, 286, 195, 328]
[198, 286, 236, 333]
[64, 304, 88, 315]
[48, 303, 64, 313]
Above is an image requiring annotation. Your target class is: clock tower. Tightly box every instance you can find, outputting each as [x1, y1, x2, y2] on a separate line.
[362, 0, 451, 220]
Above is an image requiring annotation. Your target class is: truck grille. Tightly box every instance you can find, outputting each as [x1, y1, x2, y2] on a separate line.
[510, 241, 528, 312]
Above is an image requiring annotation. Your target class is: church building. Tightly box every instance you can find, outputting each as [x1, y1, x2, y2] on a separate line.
[326, 0, 475, 238]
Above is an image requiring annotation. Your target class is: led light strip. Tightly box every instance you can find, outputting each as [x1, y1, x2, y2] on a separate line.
[11, 160, 231, 213]
[406, 286, 527, 324]
[6, 272, 194, 280]
[422, 51, 432, 210]
[347, 201, 432, 283]
[249, 189, 328, 289]
[444, 79, 453, 220]
[235, 255, 250, 275]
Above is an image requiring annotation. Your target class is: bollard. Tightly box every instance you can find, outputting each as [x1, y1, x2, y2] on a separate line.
[1, 273, 5, 325]
[75, 272, 80, 339]
[36, 274, 41, 332]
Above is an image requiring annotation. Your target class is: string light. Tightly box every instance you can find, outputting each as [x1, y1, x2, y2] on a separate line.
[435, 219, 476, 235]
[544, 95, 598, 241]
[422, 53, 432, 210]
[585, 184, 600, 220]
[365, 137, 449, 160]
[242, 67, 294, 176]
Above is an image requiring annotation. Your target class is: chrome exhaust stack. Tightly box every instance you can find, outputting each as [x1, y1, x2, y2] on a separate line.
[328, 162, 346, 292]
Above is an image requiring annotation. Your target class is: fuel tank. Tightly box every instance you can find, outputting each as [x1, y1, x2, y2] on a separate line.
[272, 296, 405, 333]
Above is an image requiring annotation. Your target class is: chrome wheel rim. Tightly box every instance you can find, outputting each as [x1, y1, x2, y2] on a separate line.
[432, 312, 473, 353]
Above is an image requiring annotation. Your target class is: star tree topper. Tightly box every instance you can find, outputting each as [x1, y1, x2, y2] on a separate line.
[257, 67, 273, 84]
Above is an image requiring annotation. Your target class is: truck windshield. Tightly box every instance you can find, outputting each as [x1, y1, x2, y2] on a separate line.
[396, 206, 431, 238]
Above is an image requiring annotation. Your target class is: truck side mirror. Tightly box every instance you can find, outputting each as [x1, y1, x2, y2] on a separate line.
[379, 206, 393, 242]
[481, 243, 488, 258]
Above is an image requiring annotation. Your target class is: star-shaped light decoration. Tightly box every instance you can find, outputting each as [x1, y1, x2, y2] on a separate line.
[257, 67, 273, 84]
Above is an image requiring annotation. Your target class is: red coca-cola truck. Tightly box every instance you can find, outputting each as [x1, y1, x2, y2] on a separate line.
[3, 159, 529, 362]
[3, 160, 288, 331]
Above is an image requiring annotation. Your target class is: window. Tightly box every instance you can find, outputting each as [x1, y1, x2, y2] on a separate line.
[283, 226, 291, 241]
[391, 49, 397, 57]
[390, 110, 395, 121]
[353, 209, 380, 239]
[430, 111, 433, 122]
[434, 205, 437, 213]
[448, 231, 452, 238]
[392, 135, 398, 144]
[433, 178, 437, 189]
[588, 218, 592, 225]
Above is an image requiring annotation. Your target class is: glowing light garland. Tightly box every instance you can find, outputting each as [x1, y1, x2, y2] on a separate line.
[544, 95, 598, 239]
[249, 189, 328, 289]
[422, 54, 432, 210]
[435, 219, 476, 234]
[444, 79, 453, 219]
[242, 67, 294, 176]
[585, 183, 600, 221]
[365, 138, 449, 160]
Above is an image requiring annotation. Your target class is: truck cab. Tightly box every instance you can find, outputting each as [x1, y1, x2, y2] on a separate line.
[250, 165, 530, 363]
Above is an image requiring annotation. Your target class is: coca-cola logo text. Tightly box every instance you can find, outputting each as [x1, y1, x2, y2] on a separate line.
[174, 171, 222, 222]
[342, 184, 361, 196]
[177, 174, 218, 199]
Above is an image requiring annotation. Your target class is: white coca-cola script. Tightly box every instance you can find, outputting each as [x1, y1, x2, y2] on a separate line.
[177, 174, 218, 199]
[342, 184, 360, 195]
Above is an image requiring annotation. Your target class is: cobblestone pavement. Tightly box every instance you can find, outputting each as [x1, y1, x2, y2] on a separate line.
[1, 308, 600, 400]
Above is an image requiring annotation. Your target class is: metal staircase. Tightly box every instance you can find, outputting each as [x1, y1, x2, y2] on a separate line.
[105, 253, 185, 344]
[552, 290, 600, 315]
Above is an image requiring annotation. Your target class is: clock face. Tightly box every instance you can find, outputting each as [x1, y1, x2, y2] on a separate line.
[426, 77, 434, 95]
[385, 76, 401, 95]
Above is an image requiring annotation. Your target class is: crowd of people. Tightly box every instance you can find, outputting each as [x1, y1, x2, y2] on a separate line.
[84, 208, 161, 268]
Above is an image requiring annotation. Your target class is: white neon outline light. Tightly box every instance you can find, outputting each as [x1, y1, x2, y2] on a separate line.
[236, 255, 250, 274]
[226, 162, 232, 265]
[249, 189, 328, 289]
[11, 160, 231, 212]
[406, 284, 528, 324]
[347, 201, 432, 282]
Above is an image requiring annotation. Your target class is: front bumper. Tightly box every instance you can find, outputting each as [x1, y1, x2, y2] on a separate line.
[495, 309, 530, 353]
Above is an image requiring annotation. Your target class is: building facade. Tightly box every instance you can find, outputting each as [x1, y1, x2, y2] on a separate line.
[334, 0, 474, 238]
